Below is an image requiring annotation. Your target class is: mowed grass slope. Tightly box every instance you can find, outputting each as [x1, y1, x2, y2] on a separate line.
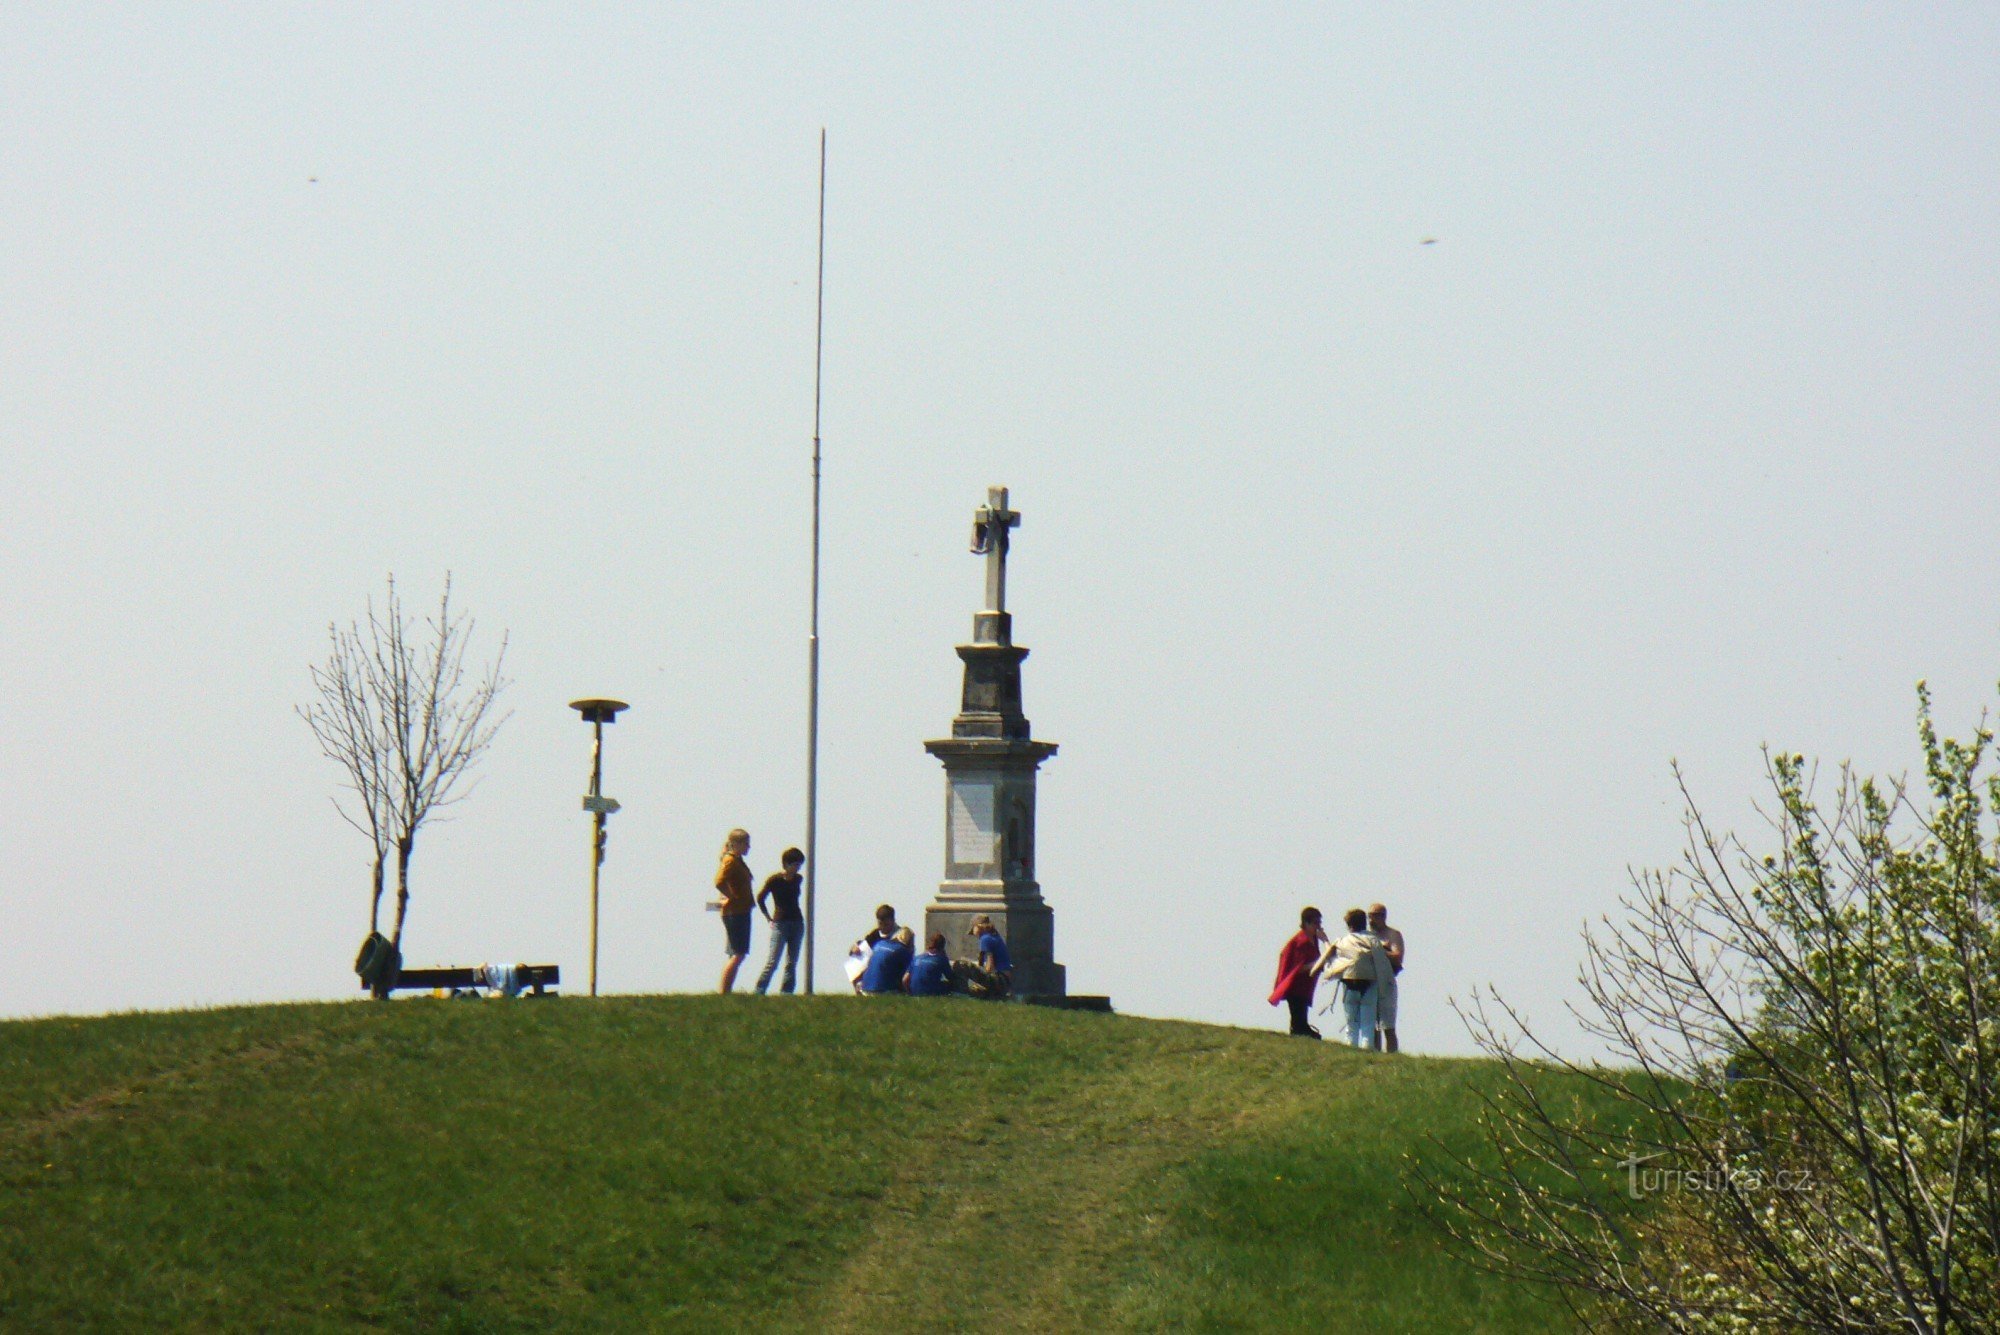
[0, 997, 1585, 1332]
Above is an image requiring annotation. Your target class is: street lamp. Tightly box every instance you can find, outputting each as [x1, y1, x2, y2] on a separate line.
[569, 697, 628, 997]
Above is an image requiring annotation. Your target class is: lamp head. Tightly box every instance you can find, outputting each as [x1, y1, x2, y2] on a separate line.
[569, 698, 629, 725]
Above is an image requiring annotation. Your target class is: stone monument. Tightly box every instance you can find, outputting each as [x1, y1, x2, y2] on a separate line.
[924, 486, 1067, 999]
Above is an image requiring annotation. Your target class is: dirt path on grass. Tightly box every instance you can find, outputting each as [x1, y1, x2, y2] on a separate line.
[799, 1028, 1323, 1332]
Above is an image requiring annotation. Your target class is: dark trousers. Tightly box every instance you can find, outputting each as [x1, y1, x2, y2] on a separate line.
[1286, 994, 1318, 1036]
[951, 959, 1012, 999]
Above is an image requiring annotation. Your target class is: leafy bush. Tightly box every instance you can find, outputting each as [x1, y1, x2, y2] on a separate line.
[1430, 683, 1998, 1333]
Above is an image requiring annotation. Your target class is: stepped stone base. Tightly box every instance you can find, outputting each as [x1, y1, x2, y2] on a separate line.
[1019, 994, 1112, 1012]
[927, 897, 1065, 999]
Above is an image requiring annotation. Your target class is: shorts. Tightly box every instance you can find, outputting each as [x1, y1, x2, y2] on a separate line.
[1375, 976, 1399, 1029]
[723, 913, 751, 958]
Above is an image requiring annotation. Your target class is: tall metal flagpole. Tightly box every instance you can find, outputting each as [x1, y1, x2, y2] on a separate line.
[805, 130, 826, 994]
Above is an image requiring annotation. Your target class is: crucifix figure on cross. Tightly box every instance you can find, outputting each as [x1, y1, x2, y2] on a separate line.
[968, 486, 1021, 631]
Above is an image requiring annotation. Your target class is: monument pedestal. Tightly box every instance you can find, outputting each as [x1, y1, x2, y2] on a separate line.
[924, 733, 1064, 999]
[928, 683, 1072, 995]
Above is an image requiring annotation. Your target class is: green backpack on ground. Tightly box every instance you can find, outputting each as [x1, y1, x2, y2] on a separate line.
[354, 932, 401, 992]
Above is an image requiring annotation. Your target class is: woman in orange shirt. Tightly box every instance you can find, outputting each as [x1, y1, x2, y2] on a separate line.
[715, 828, 754, 992]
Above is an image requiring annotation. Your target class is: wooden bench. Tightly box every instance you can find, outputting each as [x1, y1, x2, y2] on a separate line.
[362, 964, 560, 997]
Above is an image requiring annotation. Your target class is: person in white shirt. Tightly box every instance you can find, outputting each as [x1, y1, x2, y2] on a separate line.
[1317, 908, 1395, 1049]
[1368, 903, 1406, 1054]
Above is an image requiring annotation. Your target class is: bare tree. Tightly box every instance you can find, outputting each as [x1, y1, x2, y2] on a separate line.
[1421, 684, 1999, 1333]
[300, 613, 396, 935]
[301, 574, 511, 989]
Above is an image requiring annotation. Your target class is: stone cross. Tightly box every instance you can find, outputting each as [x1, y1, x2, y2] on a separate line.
[930, 482, 1071, 1000]
[970, 486, 1020, 631]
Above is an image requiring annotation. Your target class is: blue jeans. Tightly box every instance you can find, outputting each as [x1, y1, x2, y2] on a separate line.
[1342, 982, 1379, 1049]
[756, 918, 804, 994]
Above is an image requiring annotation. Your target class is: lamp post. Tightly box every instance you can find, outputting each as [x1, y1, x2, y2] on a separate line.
[570, 698, 628, 997]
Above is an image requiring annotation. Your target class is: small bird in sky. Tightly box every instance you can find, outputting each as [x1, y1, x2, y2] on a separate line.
[1420, 237, 1437, 245]
[308, 177, 318, 183]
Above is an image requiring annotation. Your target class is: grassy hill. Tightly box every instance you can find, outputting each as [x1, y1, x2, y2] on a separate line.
[0, 996, 1596, 1332]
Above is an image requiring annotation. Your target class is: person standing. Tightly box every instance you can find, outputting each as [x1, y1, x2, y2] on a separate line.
[1319, 908, 1393, 1049]
[753, 847, 807, 994]
[1367, 902, 1406, 1053]
[714, 828, 754, 993]
[1268, 907, 1328, 1038]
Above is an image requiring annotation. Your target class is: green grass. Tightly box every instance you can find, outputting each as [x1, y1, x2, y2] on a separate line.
[0, 996, 1603, 1331]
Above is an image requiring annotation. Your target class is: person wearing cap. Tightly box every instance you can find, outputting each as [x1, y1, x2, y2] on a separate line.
[1367, 903, 1406, 1053]
[905, 932, 956, 997]
[952, 915, 1014, 999]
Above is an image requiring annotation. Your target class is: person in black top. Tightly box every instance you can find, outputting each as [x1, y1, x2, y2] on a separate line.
[845, 905, 901, 992]
[862, 904, 899, 948]
[753, 847, 807, 994]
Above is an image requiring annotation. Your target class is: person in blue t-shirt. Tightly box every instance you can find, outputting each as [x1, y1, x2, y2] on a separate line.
[953, 914, 1014, 999]
[976, 917, 1013, 974]
[906, 932, 956, 997]
[859, 927, 915, 995]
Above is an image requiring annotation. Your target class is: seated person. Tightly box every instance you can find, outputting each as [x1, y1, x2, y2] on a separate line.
[953, 914, 1014, 999]
[858, 927, 915, 995]
[849, 905, 902, 993]
[906, 932, 956, 997]
[865, 904, 902, 947]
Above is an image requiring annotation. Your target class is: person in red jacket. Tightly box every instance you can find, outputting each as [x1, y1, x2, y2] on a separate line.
[1269, 906, 1328, 1039]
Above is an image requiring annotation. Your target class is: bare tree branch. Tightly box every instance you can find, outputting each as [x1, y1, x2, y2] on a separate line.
[1421, 689, 2000, 1333]
[300, 573, 511, 990]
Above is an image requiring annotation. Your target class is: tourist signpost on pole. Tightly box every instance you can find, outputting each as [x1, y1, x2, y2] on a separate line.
[570, 697, 627, 997]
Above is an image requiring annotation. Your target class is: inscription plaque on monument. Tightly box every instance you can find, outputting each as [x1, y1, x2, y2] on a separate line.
[949, 778, 998, 868]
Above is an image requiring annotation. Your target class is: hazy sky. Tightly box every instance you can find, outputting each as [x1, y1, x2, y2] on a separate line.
[6, 6, 2000, 1054]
